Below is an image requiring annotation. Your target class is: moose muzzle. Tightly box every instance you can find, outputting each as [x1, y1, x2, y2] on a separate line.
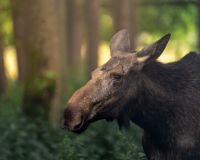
[61, 83, 95, 133]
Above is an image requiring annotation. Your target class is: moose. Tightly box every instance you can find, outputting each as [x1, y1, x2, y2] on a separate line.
[61, 29, 200, 160]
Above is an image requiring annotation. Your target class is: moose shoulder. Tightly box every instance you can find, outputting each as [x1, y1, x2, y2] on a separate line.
[61, 29, 200, 160]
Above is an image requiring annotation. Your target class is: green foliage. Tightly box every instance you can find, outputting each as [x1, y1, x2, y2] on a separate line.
[139, 3, 197, 41]
[62, 121, 146, 160]
[0, 82, 64, 160]
[0, 82, 146, 160]
[0, 0, 13, 45]
[0, 118, 63, 160]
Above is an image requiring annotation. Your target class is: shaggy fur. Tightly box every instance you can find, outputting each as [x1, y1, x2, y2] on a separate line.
[119, 52, 200, 160]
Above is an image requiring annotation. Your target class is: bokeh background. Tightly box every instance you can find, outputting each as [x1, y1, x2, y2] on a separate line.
[0, 0, 199, 159]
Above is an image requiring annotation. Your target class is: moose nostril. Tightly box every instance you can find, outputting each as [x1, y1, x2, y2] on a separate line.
[73, 115, 84, 130]
[60, 108, 72, 129]
[73, 121, 82, 130]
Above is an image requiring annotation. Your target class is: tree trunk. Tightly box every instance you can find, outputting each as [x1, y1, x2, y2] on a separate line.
[50, 0, 69, 122]
[0, 31, 6, 95]
[84, 0, 100, 76]
[11, 0, 27, 83]
[67, 0, 83, 72]
[11, 0, 63, 122]
[112, 0, 138, 50]
[198, 0, 200, 51]
[0, 9, 6, 95]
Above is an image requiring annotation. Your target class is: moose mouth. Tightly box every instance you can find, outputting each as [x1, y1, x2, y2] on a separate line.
[67, 101, 103, 134]
[70, 121, 90, 134]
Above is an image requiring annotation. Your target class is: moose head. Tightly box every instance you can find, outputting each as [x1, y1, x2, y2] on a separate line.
[61, 29, 170, 133]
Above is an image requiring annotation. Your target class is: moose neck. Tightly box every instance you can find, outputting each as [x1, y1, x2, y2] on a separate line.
[129, 61, 186, 138]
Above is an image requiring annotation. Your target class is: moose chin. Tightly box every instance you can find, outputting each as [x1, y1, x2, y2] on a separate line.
[61, 29, 200, 160]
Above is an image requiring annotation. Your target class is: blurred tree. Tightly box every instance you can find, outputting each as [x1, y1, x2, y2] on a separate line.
[67, 0, 83, 72]
[198, 0, 200, 50]
[11, 0, 27, 83]
[11, 0, 63, 122]
[0, 31, 6, 95]
[55, 0, 68, 96]
[51, 0, 70, 122]
[84, 0, 100, 75]
[112, 0, 138, 49]
[0, 4, 7, 95]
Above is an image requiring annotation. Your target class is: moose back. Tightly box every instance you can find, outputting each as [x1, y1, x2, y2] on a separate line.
[61, 29, 200, 160]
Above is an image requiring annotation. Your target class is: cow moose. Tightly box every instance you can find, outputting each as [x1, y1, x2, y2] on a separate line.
[61, 29, 200, 160]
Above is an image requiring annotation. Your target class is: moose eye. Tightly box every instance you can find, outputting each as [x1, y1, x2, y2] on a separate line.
[111, 73, 123, 81]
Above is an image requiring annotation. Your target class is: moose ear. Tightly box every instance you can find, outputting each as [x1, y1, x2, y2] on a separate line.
[110, 29, 130, 56]
[137, 33, 171, 63]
